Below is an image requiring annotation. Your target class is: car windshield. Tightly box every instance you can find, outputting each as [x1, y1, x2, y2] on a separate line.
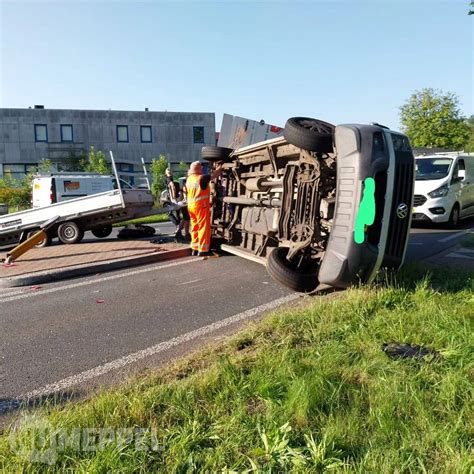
[415, 158, 452, 181]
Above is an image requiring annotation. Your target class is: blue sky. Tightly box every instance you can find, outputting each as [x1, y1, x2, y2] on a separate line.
[1, 0, 472, 131]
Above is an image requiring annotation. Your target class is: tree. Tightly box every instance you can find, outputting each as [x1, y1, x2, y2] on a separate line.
[399, 88, 469, 149]
[150, 154, 168, 198]
[37, 158, 53, 174]
[469, 1, 473, 14]
[177, 161, 188, 179]
[80, 146, 111, 174]
[465, 115, 474, 152]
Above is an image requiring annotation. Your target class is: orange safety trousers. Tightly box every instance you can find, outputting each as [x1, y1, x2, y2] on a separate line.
[188, 203, 211, 253]
[186, 173, 211, 253]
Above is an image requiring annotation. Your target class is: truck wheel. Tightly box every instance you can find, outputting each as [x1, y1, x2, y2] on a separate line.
[27, 229, 51, 248]
[284, 117, 335, 153]
[201, 146, 233, 162]
[266, 247, 319, 293]
[447, 204, 460, 229]
[57, 221, 84, 244]
[91, 224, 113, 238]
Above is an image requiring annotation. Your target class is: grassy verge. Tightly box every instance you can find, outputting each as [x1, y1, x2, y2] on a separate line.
[112, 213, 169, 227]
[0, 264, 472, 472]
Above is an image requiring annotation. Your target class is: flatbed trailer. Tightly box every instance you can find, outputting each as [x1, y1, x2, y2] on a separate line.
[0, 152, 162, 248]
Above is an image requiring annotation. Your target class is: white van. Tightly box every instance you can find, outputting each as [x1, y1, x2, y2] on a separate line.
[32, 173, 133, 208]
[412, 154, 474, 227]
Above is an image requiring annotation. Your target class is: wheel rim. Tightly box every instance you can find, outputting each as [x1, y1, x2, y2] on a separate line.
[64, 226, 76, 239]
[297, 118, 334, 135]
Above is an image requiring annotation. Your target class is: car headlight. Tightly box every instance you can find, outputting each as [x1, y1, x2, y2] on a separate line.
[428, 183, 449, 198]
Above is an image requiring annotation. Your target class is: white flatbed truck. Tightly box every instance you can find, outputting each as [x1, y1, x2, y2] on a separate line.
[0, 152, 165, 248]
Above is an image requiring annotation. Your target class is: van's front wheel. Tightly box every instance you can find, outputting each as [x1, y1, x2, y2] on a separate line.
[447, 204, 460, 229]
[266, 247, 319, 293]
[57, 221, 84, 244]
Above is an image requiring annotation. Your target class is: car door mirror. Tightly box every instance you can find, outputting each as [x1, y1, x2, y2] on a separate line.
[458, 169, 466, 180]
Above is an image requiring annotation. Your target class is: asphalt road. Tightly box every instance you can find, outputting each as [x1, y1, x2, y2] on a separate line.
[406, 219, 473, 260]
[0, 255, 296, 411]
[0, 219, 472, 415]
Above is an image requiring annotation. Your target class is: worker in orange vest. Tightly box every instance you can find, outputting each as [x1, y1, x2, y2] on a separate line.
[185, 161, 222, 256]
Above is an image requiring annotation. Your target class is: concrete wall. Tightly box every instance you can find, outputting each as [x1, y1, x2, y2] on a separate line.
[0, 108, 216, 177]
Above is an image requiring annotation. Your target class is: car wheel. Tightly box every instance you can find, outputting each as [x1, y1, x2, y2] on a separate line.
[201, 146, 233, 162]
[284, 117, 335, 153]
[91, 224, 113, 239]
[57, 221, 84, 244]
[447, 204, 460, 229]
[27, 229, 51, 248]
[266, 247, 319, 293]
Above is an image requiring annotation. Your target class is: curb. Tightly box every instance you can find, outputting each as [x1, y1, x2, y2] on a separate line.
[0, 248, 191, 288]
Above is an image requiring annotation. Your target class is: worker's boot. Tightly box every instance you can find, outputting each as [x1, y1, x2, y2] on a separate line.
[198, 251, 212, 257]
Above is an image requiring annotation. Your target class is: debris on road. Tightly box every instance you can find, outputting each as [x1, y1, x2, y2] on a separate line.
[382, 342, 441, 360]
[117, 224, 156, 240]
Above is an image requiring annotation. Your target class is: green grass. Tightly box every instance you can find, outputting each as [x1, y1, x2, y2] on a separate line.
[0, 264, 472, 472]
[112, 213, 170, 227]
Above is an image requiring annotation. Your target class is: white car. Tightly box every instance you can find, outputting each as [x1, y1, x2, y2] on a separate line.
[412, 154, 474, 227]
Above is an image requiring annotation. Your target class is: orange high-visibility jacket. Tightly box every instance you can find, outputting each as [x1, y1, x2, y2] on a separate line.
[186, 174, 210, 209]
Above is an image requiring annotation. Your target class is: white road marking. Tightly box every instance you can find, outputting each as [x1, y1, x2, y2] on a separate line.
[178, 279, 202, 285]
[459, 248, 474, 254]
[448, 252, 474, 260]
[0, 258, 199, 304]
[0, 288, 27, 298]
[438, 229, 471, 243]
[1, 293, 300, 411]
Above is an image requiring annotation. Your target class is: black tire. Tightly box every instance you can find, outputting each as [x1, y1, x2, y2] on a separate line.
[266, 247, 319, 293]
[57, 221, 84, 244]
[447, 204, 460, 229]
[284, 117, 335, 153]
[27, 229, 51, 248]
[91, 224, 113, 239]
[201, 146, 233, 162]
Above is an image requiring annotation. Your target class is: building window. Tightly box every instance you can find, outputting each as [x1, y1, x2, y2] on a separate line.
[60, 124, 73, 142]
[116, 125, 129, 143]
[35, 124, 48, 142]
[3, 163, 37, 181]
[193, 126, 204, 144]
[140, 125, 152, 143]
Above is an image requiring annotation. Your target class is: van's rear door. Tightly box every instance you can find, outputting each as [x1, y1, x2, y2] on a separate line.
[32, 177, 54, 208]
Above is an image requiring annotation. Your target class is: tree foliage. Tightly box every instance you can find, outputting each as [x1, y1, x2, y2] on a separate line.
[150, 155, 168, 197]
[399, 88, 469, 149]
[80, 146, 111, 174]
[177, 161, 188, 179]
[465, 115, 474, 152]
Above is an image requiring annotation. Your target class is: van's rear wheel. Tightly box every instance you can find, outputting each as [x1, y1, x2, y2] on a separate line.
[57, 221, 84, 244]
[91, 224, 113, 239]
[201, 146, 233, 162]
[266, 247, 319, 293]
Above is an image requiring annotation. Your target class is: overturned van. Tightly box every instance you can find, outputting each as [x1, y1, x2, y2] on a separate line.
[202, 117, 415, 292]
